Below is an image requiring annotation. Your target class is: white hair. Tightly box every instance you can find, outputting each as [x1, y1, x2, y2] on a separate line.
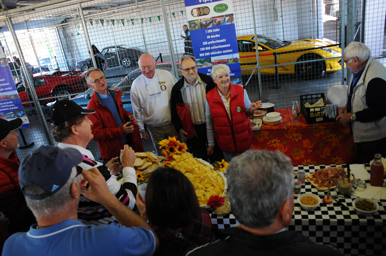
[344, 42, 371, 62]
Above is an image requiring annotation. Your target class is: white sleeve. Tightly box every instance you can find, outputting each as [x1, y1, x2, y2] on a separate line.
[205, 99, 215, 147]
[244, 89, 252, 109]
[130, 84, 145, 131]
[122, 167, 137, 186]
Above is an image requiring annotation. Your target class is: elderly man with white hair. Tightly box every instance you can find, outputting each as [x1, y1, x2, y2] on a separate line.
[336, 42, 386, 163]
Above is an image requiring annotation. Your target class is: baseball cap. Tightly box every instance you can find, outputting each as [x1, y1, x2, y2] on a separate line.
[19, 145, 83, 200]
[50, 100, 95, 126]
[0, 118, 23, 140]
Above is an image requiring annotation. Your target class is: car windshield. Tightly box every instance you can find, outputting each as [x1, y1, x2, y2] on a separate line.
[254, 35, 288, 49]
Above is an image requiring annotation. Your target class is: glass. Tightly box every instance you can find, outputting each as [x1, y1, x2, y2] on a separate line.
[336, 177, 353, 196]
[138, 183, 147, 201]
[294, 181, 301, 194]
[344, 57, 353, 64]
[291, 100, 301, 123]
[297, 169, 305, 185]
[89, 76, 106, 84]
[181, 66, 197, 72]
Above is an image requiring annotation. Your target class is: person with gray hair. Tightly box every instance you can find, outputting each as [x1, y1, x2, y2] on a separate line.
[170, 55, 223, 162]
[186, 150, 343, 256]
[336, 41, 386, 163]
[205, 64, 261, 161]
[2, 145, 158, 255]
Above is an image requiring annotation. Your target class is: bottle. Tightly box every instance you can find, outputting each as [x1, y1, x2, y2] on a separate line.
[297, 169, 305, 185]
[370, 153, 384, 187]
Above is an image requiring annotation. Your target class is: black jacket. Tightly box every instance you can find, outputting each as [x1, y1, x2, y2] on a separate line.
[170, 73, 216, 132]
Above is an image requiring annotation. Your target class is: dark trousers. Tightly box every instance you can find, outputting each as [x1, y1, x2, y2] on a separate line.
[187, 124, 224, 163]
[356, 137, 386, 163]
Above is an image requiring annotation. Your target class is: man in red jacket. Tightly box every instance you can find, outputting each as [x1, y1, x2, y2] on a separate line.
[85, 68, 143, 161]
[0, 118, 35, 237]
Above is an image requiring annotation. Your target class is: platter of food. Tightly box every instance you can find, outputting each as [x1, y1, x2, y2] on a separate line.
[306, 167, 353, 191]
[164, 152, 227, 206]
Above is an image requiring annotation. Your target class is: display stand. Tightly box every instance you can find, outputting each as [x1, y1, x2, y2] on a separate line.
[18, 129, 34, 149]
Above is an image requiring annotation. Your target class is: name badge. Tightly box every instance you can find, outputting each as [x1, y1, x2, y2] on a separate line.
[236, 106, 242, 113]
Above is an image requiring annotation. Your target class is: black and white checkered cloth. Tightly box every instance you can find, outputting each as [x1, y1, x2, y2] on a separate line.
[210, 164, 386, 256]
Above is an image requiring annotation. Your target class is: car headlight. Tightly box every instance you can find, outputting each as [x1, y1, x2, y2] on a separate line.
[322, 48, 340, 56]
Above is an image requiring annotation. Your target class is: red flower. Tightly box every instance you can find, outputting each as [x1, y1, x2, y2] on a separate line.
[207, 195, 224, 209]
[168, 140, 178, 148]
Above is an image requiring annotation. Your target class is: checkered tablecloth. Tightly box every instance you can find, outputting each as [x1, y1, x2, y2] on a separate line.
[210, 164, 386, 256]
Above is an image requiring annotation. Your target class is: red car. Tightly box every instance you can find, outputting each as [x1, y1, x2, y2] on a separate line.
[17, 71, 88, 105]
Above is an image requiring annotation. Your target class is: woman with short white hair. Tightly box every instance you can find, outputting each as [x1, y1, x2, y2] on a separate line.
[205, 64, 262, 161]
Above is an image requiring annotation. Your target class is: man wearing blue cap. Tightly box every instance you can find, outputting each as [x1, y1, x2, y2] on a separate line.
[0, 118, 35, 237]
[2, 145, 158, 255]
[50, 99, 138, 225]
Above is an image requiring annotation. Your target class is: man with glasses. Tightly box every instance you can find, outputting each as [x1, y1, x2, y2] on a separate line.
[170, 55, 223, 161]
[131, 53, 178, 154]
[336, 42, 386, 163]
[50, 99, 138, 225]
[0, 118, 35, 237]
[85, 68, 143, 162]
[2, 145, 158, 255]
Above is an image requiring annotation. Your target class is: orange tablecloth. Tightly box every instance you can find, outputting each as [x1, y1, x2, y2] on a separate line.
[251, 108, 355, 165]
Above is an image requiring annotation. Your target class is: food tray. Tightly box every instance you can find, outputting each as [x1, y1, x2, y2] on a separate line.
[300, 93, 335, 124]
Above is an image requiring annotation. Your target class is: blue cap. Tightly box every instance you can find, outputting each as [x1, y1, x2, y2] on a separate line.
[19, 145, 83, 200]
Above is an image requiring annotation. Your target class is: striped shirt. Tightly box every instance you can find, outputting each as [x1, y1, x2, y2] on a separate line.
[181, 76, 207, 125]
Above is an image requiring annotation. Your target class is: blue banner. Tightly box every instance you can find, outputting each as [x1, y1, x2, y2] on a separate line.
[0, 66, 30, 128]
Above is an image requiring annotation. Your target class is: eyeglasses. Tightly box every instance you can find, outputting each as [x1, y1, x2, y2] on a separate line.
[344, 57, 353, 64]
[140, 65, 155, 70]
[89, 76, 106, 84]
[181, 66, 197, 72]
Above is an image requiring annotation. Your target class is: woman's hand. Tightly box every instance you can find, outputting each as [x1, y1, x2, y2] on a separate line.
[249, 100, 262, 114]
[136, 193, 148, 220]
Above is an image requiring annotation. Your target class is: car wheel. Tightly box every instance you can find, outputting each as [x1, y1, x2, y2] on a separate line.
[295, 55, 325, 80]
[121, 57, 133, 68]
[54, 90, 71, 101]
[82, 64, 89, 71]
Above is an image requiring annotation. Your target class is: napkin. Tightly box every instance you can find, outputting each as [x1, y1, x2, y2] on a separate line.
[304, 98, 324, 108]
[349, 164, 370, 180]
[353, 186, 386, 201]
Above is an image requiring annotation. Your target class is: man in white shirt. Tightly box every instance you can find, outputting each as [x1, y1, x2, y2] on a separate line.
[50, 99, 137, 225]
[131, 53, 178, 154]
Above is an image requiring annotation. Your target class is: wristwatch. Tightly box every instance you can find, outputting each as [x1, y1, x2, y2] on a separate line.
[351, 113, 356, 121]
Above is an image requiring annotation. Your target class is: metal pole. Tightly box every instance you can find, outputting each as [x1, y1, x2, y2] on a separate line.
[361, 0, 366, 42]
[252, 0, 262, 100]
[5, 17, 53, 145]
[78, 3, 96, 69]
[24, 21, 42, 73]
[160, 0, 178, 78]
[340, 0, 347, 85]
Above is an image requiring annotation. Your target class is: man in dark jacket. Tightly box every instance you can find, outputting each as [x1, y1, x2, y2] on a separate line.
[170, 55, 222, 162]
[186, 150, 343, 256]
[0, 118, 35, 237]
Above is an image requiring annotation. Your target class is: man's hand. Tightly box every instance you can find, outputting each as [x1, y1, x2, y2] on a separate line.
[120, 144, 136, 168]
[106, 157, 122, 175]
[250, 100, 263, 114]
[180, 128, 188, 139]
[338, 105, 348, 115]
[141, 130, 150, 140]
[122, 122, 134, 134]
[207, 146, 214, 155]
[336, 112, 353, 125]
[80, 168, 115, 205]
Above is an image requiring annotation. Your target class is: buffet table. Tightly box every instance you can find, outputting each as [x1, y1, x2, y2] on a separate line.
[250, 108, 355, 165]
[209, 164, 386, 256]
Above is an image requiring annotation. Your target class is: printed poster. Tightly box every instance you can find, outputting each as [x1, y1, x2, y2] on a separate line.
[184, 0, 242, 84]
[0, 66, 30, 128]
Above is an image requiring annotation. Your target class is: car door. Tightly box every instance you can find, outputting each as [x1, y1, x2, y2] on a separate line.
[102, 48, 118, 67]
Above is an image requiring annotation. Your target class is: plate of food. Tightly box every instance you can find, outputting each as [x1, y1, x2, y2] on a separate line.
[261, 103, 275, 109]
[306, 166, 354, 191]
[253, 109, 267, 118]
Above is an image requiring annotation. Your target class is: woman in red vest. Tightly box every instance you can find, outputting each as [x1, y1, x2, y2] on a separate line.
[205, 64, 262, 161]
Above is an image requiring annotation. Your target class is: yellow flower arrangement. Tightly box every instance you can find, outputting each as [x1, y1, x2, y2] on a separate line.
[213, 159, 229, 173]
[159, 136, 188, 157]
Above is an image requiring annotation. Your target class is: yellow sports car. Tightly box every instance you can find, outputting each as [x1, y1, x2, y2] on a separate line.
[237, 34, 343, 78]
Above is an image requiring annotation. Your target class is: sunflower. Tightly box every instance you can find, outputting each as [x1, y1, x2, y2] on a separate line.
[176, 142, 187, 153]
[136, 170, 144, 180]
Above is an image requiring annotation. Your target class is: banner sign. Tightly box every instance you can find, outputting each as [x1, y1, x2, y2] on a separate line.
[184, 0, 241, 84]
[0, 66, 30, 128]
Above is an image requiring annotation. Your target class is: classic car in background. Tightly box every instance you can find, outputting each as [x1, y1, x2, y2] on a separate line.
[237, 34, 343, 78]
[17, 71, 88, 105]
[75, 46, 145, 71]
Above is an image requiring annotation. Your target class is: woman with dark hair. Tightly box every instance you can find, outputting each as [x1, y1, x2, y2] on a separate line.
[136, 167, 215, 256]
[89, 45, 108, 72]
